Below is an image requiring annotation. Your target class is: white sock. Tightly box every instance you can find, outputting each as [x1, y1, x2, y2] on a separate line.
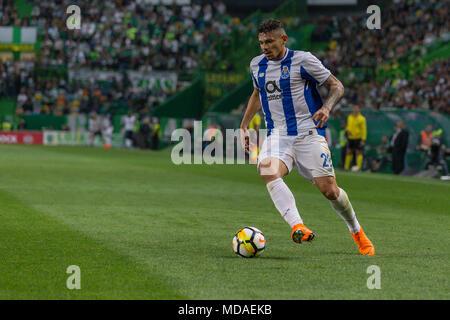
[266, 178, 303, 228]
[329, 188, 361, 234]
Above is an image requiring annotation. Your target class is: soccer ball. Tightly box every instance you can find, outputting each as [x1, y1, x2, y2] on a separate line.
[232, 226, 266, 258]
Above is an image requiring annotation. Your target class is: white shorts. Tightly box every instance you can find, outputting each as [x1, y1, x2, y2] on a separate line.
[257, 130, 335, 183]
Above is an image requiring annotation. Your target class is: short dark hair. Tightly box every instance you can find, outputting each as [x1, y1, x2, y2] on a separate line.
[257, 19, 285, 34]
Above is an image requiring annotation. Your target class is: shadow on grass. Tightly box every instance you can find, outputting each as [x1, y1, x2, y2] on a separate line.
[219, 254, 304, 261]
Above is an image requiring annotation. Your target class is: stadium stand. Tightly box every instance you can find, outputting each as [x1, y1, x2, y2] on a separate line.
[312, 0, 449, 114]
[0, 0, 448, 176]
[0, 0, 239, 118]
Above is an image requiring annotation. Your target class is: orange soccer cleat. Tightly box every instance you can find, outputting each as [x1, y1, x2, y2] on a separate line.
[351, 227, 375, 255]
[291, 223, 315, 244]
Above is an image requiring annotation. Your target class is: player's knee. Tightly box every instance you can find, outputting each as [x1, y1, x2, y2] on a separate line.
[259, 169, 283, 184]
[260, 173, 282, 184]
[317, 179, 340, 200]
[258, 159, 285, 183]
[322, 186, 339, 200]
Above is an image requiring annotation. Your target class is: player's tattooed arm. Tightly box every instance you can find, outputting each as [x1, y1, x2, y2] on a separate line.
[312, 75, 344, 128]
[323, 75, 344, 111]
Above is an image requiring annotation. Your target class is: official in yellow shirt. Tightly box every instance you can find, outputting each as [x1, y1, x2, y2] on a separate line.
[248, 113, 261, 131]
[1, 120, 12, 131]
[345, 105, 367, 171]
[248, 113, 262, 163]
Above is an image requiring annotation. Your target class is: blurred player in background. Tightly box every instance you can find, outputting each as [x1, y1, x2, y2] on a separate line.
[88, 113, 103, 146]
[122, 111, 136, 149]
[344, 104, 366, 172]
[102, 115, 114, 149]
[240, 19, 374, 255]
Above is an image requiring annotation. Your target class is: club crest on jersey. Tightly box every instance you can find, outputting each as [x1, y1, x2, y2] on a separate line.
[280, 66, 290, 79]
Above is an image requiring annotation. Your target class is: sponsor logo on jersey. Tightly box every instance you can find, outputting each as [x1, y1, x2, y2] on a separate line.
[265, 81, 283, 101]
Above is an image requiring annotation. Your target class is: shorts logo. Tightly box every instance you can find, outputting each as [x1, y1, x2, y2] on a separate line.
[280, 66, 290, 79]
[259, 73, 265, 77]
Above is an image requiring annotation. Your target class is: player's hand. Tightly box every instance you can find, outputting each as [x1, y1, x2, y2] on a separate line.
[312, 106, 330, 128]
[239, 127, 250, 154]
[360, 140, 366, 147]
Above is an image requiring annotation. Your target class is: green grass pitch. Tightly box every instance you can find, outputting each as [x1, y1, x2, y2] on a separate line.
[0, 144, 448, 299]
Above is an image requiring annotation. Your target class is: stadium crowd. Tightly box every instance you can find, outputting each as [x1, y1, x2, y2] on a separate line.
[313, 0, 449, 71]
[0, 0, 235, 116]
[312, 0, 449, 114]
[1, 0, 232, 71]
[332, 58, 449, 115]
[0, 57, 182, 116]
[0, 0, 448, 118]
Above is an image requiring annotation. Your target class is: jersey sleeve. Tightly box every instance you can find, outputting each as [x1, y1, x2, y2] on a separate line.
[249, 63, 259, 90]
[300, 52, 331, 86]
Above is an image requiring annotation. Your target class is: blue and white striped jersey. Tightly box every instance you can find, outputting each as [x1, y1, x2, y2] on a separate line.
[249, 48, 331, 136]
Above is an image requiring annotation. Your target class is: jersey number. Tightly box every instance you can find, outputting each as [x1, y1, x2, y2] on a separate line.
[321, 153, 332, 168]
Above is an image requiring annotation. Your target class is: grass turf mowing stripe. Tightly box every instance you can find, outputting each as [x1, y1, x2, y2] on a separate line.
[0, 189, 186, 299]
[0, 145, 448, 299]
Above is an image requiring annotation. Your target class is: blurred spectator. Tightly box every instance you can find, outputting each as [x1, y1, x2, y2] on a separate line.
[151, 118, 161, 150]
[18, 118, 27, 130]
[136, 116, 151, 149]
[1, 119, 12, 131]
[370, 135, 390, 173]
[424, 129, 449, 176]
[417, 124, 433, 151]
[17, 88, 28, 109]
[389, 121, 409, 174]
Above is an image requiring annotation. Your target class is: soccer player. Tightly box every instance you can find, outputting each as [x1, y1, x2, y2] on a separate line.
[102, 114, 114, 148]
[240, 19, 374, 255]
[344, 104, 367, 171]
[122, 111, 136, 149]
[88, 113, 103, 146]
